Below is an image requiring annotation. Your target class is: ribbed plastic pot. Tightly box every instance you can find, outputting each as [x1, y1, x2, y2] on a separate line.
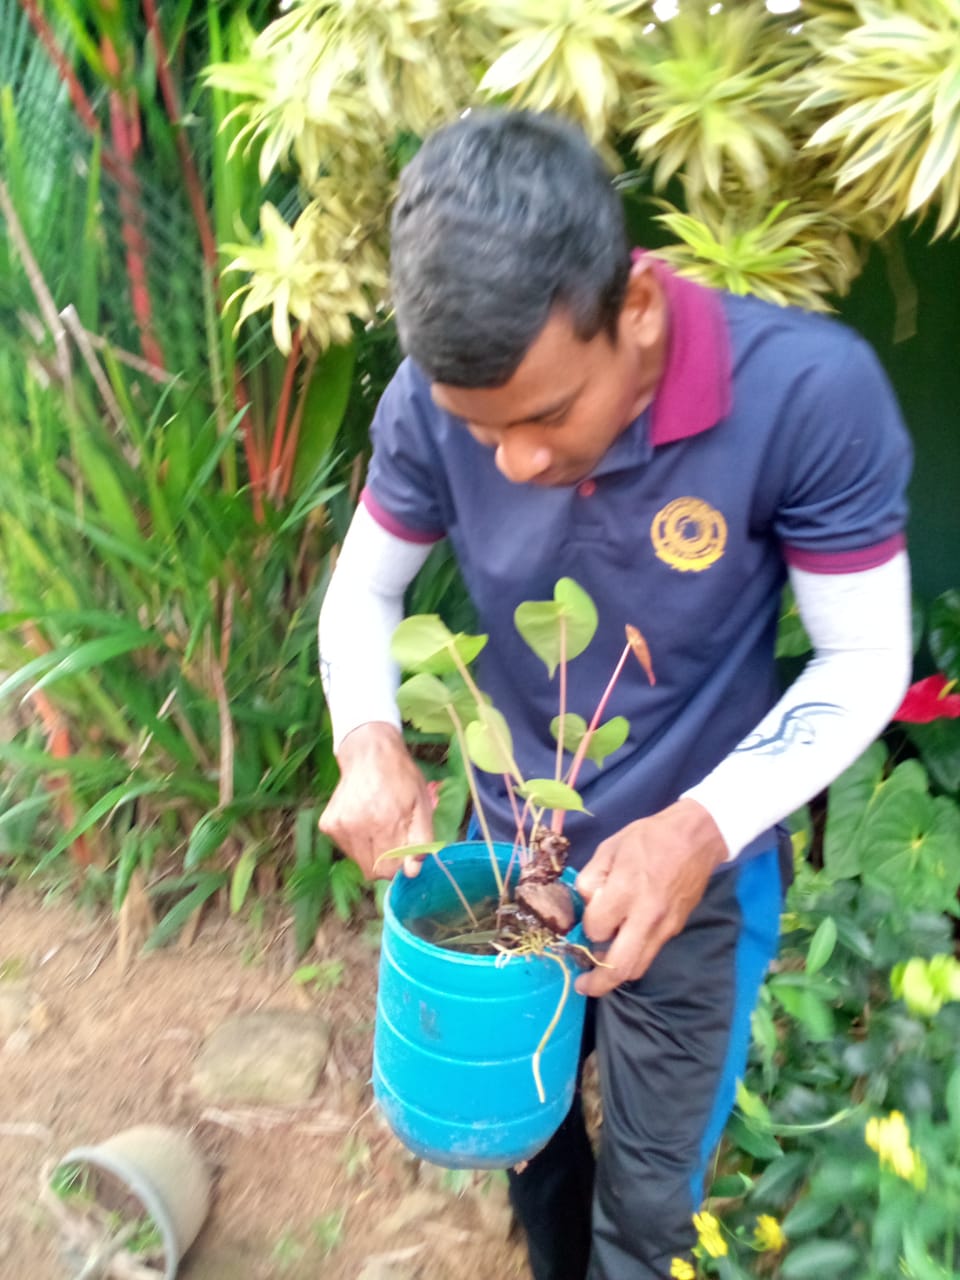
[52, 1125, 211, 1280]
[373, 841, 587, 1169]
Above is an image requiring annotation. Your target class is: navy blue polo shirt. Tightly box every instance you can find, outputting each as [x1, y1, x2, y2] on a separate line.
[362, 269, 911, 867]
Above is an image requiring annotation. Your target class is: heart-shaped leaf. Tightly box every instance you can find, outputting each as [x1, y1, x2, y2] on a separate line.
[823, 743, 927, 879]
[374, 841, 445, 870]
[551, 714, 630, 767]
[514, 578, 597, 678]
[864, 787, 960, 912]
[391, 615, 487, 674]
[465, 705, 515, 775]
[550, 712, 588, 753]
[584, 716, 629, 765]
[397, 673, 478, 733]
[930, 589, 960, 680]
[517, 778, 588, 812]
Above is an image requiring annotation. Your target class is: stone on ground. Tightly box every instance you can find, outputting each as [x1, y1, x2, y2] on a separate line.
[191, 1010, 330, 1104]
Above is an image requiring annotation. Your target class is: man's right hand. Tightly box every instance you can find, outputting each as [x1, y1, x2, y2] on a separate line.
[318, 722, 435, 880]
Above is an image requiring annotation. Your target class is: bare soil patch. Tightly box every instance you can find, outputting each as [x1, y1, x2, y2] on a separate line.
[0, 888, 529, 1279]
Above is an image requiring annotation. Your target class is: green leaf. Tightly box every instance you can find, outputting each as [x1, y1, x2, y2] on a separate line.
[144, 873, 228, 951]
[24, 630, 157, 698]
[736, 1081, 773, 1129]
[906, 719, 960, 794]
[929, 589, 960, 680]
[768, 981, 835, 1041]
[945, 1066, 960, 1137]
[779, 1239, 860, 1278]
[823, 745, 928, 880]
[230, 845, 259, 914]
[432, 757, 470, 847]
[517, 778, 587, 813]
[708, 1173, 752, 1200]
[549, 713, 629, 766]
[36, 780, 169, 870]
[184, 811, 235, 871]
[583, 716, 629, 766]
[480, 30, 562, 94]
[781, 1197, 839, 1239]
[287, 827, 332, 957]
[290, 342, 355, 500]
[724, 1113, 783, 1162]
[330, 858, 364, 922]
[550, 712, 588, 753]
[748, 1152, 808, 1208]
[391, 615, 487, 674]
[0, 792, 53, 839]
[864, 787, 960, 911]
[465, 706, 515, 775]
[805, 917, 837, 976]
[822, 742, 885, 877]
[72, 436, 141, 544]
[776, 586, 812, 658]
[396, 673, 477, 734]
[375, 841, 445, 867]
[112, 831, 142, 913]
[514, 578, 598, 678]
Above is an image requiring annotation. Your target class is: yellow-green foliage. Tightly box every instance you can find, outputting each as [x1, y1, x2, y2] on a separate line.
[206, 0, 960, 353]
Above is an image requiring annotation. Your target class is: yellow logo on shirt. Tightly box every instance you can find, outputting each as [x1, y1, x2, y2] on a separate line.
[651, 498, 727, 572]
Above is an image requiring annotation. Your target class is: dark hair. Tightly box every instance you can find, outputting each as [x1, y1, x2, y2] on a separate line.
[390, 111, 631, 388]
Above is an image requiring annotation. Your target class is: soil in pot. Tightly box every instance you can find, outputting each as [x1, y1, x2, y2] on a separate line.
[47, 1162, 166, 1278]
[405, 829, 581, 958]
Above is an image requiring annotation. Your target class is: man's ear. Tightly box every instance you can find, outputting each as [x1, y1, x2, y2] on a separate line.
[621, 259, 667, 352]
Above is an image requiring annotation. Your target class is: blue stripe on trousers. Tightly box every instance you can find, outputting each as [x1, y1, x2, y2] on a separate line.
[689, 848, 783, 1203]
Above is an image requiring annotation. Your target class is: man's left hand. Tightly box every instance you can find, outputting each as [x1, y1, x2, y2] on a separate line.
[574, 799, 728, 998]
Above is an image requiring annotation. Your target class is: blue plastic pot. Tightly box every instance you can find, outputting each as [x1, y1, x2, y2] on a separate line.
[373, 841, 587, 1169]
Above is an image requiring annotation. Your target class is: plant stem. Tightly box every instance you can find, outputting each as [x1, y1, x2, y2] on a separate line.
[141, 0, 219, 270]
[449, 647, 524, 786]
[107, 75, 165, 370]
[555, 618, 568, 783]
[278, 350, 318, 502]
[531, 950, 570, 1105]
[447, 706, 505, 900]
[18, 0, 103, 141]
[268, 328, 302, 500]
[430, 852, 479, 931]
[553, 640, 632, 834]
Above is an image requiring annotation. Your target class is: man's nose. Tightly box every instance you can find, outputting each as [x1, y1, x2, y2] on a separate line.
[494, 436, 552, 484]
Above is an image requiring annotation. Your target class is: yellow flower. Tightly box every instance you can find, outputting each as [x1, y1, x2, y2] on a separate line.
[865, 1111, 927, 1189]
[670, 1260, 696, 1280]
[693, 1211, 728, 1259]
[753, 1214, 787, 1253]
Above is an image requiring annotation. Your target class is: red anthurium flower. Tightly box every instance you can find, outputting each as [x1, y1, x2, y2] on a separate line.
[893, 675, 960, 724]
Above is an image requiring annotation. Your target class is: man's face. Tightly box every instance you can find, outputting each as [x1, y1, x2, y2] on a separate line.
[431, 266, 667, 488]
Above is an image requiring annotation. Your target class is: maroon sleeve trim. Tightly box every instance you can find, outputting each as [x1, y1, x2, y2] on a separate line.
[783, 532, 906, 574]
[360, 487, 444, 545]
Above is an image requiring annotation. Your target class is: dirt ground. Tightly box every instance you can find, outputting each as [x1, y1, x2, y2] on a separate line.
[0, 886, 530, 1280]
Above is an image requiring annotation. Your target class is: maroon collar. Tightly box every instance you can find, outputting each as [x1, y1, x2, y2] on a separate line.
[636, 252, 733, 447]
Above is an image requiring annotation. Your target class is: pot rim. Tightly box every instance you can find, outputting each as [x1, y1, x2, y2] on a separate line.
[383, 839, 585, 969]
[51, 1142, 182, 1280]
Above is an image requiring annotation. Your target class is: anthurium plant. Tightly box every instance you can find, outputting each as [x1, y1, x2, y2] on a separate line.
[385, 577, 653, 951]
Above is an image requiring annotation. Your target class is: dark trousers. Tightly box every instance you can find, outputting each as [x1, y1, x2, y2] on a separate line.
[507, 847, 785, 1280]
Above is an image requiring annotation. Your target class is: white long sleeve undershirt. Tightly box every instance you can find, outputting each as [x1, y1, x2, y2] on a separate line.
[319, 506, 912, 859]
[682, 551, 911, 858]
[319, 505, 431, 752]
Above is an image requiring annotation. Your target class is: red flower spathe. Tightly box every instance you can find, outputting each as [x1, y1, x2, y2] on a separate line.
[893, 675, 960, 724]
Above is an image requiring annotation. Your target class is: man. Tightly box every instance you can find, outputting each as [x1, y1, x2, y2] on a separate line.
[318, 111, 912, 1278]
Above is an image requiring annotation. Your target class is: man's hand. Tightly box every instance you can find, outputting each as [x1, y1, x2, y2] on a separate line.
[574, 799, 728, 998]
[319, 722, 435, 880]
